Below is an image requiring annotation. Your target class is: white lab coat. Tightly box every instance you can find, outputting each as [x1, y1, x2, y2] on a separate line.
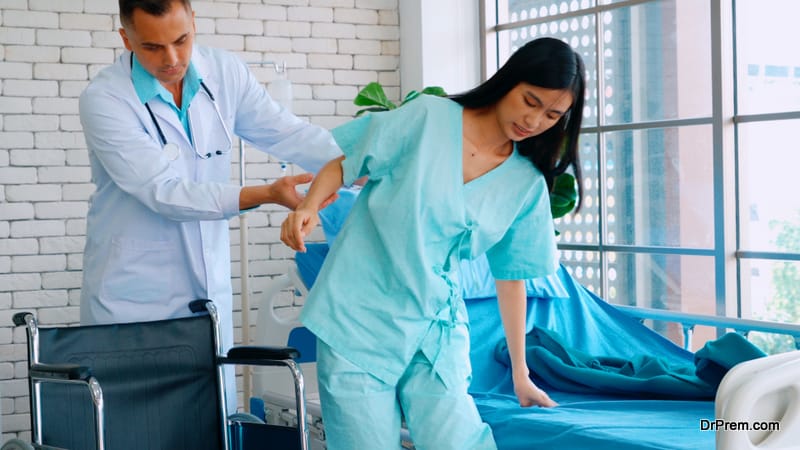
[79, 46, 340, 356]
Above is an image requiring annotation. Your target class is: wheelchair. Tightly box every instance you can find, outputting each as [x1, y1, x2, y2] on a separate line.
[7, 300, 309, 450]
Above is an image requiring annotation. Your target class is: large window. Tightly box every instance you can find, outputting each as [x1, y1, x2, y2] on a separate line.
[484, 0, 800, 352]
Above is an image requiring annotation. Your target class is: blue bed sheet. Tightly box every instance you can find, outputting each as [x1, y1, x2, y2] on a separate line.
[467, 267, 714, 449]
[295, 244, 715, 449]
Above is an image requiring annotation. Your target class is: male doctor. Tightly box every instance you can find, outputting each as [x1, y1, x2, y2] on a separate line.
[79, 0, 340, 407]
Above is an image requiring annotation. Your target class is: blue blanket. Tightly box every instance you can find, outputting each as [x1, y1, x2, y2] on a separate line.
[495, 325, 717, 399]
[465, 266, 717, 450]
[494, 326, 766, 401]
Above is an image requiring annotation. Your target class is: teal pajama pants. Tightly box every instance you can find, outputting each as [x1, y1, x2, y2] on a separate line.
[316, 339, 498, 450]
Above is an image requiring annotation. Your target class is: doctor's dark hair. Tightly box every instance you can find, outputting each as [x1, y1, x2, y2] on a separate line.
[119, 0, 192, 27]
[451, 37, 586, 210]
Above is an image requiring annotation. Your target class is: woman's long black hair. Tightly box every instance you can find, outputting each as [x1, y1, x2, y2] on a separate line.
[451, 37, 586, 210]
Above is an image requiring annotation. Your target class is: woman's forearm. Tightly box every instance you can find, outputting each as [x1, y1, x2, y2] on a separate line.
[496, 279, 529, 379]
[299, 155, 345, 210]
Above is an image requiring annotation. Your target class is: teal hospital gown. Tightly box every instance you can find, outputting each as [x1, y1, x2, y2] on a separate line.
[300, 94, 559, 389]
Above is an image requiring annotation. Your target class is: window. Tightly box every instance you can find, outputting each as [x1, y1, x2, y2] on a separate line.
[734, 0, 800, 353]
[484, 0, 800, 352]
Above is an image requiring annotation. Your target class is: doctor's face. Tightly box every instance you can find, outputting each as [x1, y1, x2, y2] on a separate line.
[119, 2, 196, 89]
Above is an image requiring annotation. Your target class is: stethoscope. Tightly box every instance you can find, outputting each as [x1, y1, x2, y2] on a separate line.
[132, 53, 233, 161]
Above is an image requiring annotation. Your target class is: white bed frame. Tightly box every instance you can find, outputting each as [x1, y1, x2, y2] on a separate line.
[251, 266, 326, 449]
[715, 349, 800, 450]
[619, 306, 800, 448]
[252, 267, 800, 450]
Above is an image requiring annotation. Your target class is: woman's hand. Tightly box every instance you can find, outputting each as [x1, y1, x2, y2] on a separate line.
[513, 371, 557, 408]
[281, 205, 319, 252]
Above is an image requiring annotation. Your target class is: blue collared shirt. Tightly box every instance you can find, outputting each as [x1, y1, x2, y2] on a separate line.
[131, 53, 201, 139]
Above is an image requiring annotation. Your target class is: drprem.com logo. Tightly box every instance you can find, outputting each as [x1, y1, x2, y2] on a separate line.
[700, 419, 780, 432]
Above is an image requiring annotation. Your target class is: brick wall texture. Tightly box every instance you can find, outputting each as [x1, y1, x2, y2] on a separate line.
[0, 0, 399, 441]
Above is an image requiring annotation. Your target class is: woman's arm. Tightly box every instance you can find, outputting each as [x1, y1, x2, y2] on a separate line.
[281, 155, 345, 252]
[496, 279, 557, 407]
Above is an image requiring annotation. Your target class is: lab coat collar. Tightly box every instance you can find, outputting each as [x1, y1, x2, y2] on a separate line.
[189, 46, 214, 89]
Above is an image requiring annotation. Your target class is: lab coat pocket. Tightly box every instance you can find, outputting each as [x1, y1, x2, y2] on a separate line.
[198, 150, 232, 183]
[99, 237, 177, 303]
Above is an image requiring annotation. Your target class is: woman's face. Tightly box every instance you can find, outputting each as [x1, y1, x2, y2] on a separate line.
[495, 82, 574, 141]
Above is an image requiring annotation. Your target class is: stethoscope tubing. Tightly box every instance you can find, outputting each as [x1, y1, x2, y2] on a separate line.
[144, 81, 216, 147]
[131, 53, 232, 157]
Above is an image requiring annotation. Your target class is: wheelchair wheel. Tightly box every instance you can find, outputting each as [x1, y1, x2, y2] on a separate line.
[0, 439, 35, 450]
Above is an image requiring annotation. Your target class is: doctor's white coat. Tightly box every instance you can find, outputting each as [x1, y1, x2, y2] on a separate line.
[78, 46, 340, 356]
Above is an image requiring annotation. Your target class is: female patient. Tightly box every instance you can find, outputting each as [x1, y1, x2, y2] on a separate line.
[281, 37, 585, 450]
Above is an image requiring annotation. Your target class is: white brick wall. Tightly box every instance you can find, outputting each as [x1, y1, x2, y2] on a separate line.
[0, 0, 399, 441]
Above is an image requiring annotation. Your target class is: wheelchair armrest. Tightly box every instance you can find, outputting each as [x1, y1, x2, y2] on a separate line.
[30, 363, 92, 382]
[221, 345, 300, 366]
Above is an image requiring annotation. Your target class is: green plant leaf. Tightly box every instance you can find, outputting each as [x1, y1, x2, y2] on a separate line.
[401, 86, 446, 106]
[354, 106, 391, 117]
[402, 90, 420, 104]
[420, 86, 447, 97]
[550, 173, 578, 219]
[354, 82, 396, 110]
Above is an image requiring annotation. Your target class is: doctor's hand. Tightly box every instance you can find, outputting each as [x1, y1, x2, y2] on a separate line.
[269, 173, 339, 211]
[513, 374, 558, 408]
[241, 173, 329, 211]
[281, 205, 320, 253]
[269, 173, 315, 210]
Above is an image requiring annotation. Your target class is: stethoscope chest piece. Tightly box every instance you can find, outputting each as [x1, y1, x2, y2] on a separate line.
[163, 142, 181, 161]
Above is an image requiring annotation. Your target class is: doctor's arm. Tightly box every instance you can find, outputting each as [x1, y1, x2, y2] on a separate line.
[496, 279, 558, 408]
[239, 173, 340, 212]
[280, 155, 345, 252]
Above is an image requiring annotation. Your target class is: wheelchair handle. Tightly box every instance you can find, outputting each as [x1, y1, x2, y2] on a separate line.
[12, 312, 33, 327]
[189, 299, 212, 313]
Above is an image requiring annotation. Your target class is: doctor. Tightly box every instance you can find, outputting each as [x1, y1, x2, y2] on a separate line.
[78, 0, 340, 405]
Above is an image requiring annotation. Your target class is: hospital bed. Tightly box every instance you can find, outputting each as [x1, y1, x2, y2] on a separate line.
[251, 241, 800, 450]
[251, 189, 800, 450]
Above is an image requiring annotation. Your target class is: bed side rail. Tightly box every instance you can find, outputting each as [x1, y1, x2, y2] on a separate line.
[615, 305, 800, 351]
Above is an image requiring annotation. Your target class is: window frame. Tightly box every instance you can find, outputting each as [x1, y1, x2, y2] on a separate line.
[480, 0, 800, 323]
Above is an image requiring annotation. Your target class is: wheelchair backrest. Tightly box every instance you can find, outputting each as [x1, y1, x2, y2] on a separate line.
[35, 314, 223, 450]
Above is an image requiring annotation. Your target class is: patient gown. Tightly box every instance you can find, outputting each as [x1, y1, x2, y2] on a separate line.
[300, 94, 559, 389]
